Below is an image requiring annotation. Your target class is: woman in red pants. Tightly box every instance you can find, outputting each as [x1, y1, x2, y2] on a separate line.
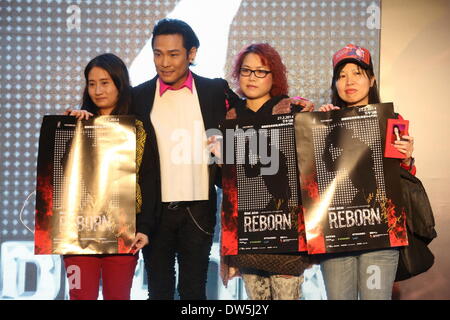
[64, 53, 152, 300]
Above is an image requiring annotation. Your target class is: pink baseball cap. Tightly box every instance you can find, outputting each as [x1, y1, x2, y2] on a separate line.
[332, 44, 372, 70]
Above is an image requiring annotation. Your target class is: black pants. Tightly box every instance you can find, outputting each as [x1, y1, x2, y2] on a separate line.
[142, 201, 215, 300]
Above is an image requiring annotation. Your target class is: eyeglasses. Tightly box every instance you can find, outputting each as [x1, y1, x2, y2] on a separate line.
[239, 68, 272, 78]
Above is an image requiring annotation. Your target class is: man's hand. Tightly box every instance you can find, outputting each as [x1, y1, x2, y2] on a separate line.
[129, 232, 149, 255]
[207, 135, 223, 165]
[272, 97, 315, 115]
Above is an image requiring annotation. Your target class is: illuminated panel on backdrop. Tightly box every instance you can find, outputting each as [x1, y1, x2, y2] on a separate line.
[0, 0, 380, 300]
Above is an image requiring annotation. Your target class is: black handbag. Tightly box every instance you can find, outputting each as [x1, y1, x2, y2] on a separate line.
[395, 167, 437, 281]
[396, 228, 435, 281]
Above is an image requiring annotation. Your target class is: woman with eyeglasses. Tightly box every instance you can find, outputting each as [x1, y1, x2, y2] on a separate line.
[221, 43, 314, 300]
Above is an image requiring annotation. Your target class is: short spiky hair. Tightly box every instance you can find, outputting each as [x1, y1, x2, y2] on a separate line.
[152, 18, 200, 51]
[231, 43, 288, 97]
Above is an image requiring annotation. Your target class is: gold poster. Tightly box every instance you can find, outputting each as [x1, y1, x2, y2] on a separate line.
[35, 115, 136, 254]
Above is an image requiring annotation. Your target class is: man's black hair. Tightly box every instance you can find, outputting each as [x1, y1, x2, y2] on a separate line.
[151, 18, 200, 51]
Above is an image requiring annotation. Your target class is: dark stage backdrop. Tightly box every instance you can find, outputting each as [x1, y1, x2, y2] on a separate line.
[0, 0, 381, 299]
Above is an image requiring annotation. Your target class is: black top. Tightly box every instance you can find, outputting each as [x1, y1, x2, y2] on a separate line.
[234, 95, 289, 119]
[130, 72, 239, 236]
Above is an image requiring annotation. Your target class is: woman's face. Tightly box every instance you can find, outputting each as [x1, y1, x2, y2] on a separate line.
[336, 63, 375, 107]
[239, 53, 273, 102]
[88, 66, 119, 115]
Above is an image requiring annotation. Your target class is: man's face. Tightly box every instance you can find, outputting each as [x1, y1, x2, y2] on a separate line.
[152, 34, 197, 89]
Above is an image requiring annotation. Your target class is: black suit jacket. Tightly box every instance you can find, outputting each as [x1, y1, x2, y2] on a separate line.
[131, 72, 238, 235]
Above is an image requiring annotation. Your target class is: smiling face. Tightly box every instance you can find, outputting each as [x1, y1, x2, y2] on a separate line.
[336, 63, 375, 107]
[239, 53, 273, 110]
[152, 33, 197, 89]
[87, 66, 119, 115]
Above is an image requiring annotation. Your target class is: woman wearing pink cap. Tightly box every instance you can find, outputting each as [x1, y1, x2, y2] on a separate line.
[318, 44, 415, 300]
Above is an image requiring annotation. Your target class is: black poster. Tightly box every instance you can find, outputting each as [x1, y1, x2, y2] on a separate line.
[295, 103, 408, 254]
[221, 114, 307, 255]
[35, 115, 136, 255]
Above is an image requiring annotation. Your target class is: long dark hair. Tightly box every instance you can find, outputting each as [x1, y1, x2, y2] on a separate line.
[81, 53, 131, 115]
[331, 59, 380, 108]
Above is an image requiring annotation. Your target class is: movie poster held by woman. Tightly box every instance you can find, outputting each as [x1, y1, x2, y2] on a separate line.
[34, 115, 136, 255]
[295, 103, 408, 254]
[221, 114, 307, 255]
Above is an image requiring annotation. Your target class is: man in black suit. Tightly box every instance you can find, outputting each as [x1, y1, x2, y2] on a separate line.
[131, 18, 237, 300]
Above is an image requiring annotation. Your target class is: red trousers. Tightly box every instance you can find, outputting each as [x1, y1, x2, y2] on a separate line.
[63, 254, 138, 300]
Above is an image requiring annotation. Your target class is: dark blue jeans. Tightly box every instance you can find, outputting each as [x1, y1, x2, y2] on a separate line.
[142, 201, 215, 300]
